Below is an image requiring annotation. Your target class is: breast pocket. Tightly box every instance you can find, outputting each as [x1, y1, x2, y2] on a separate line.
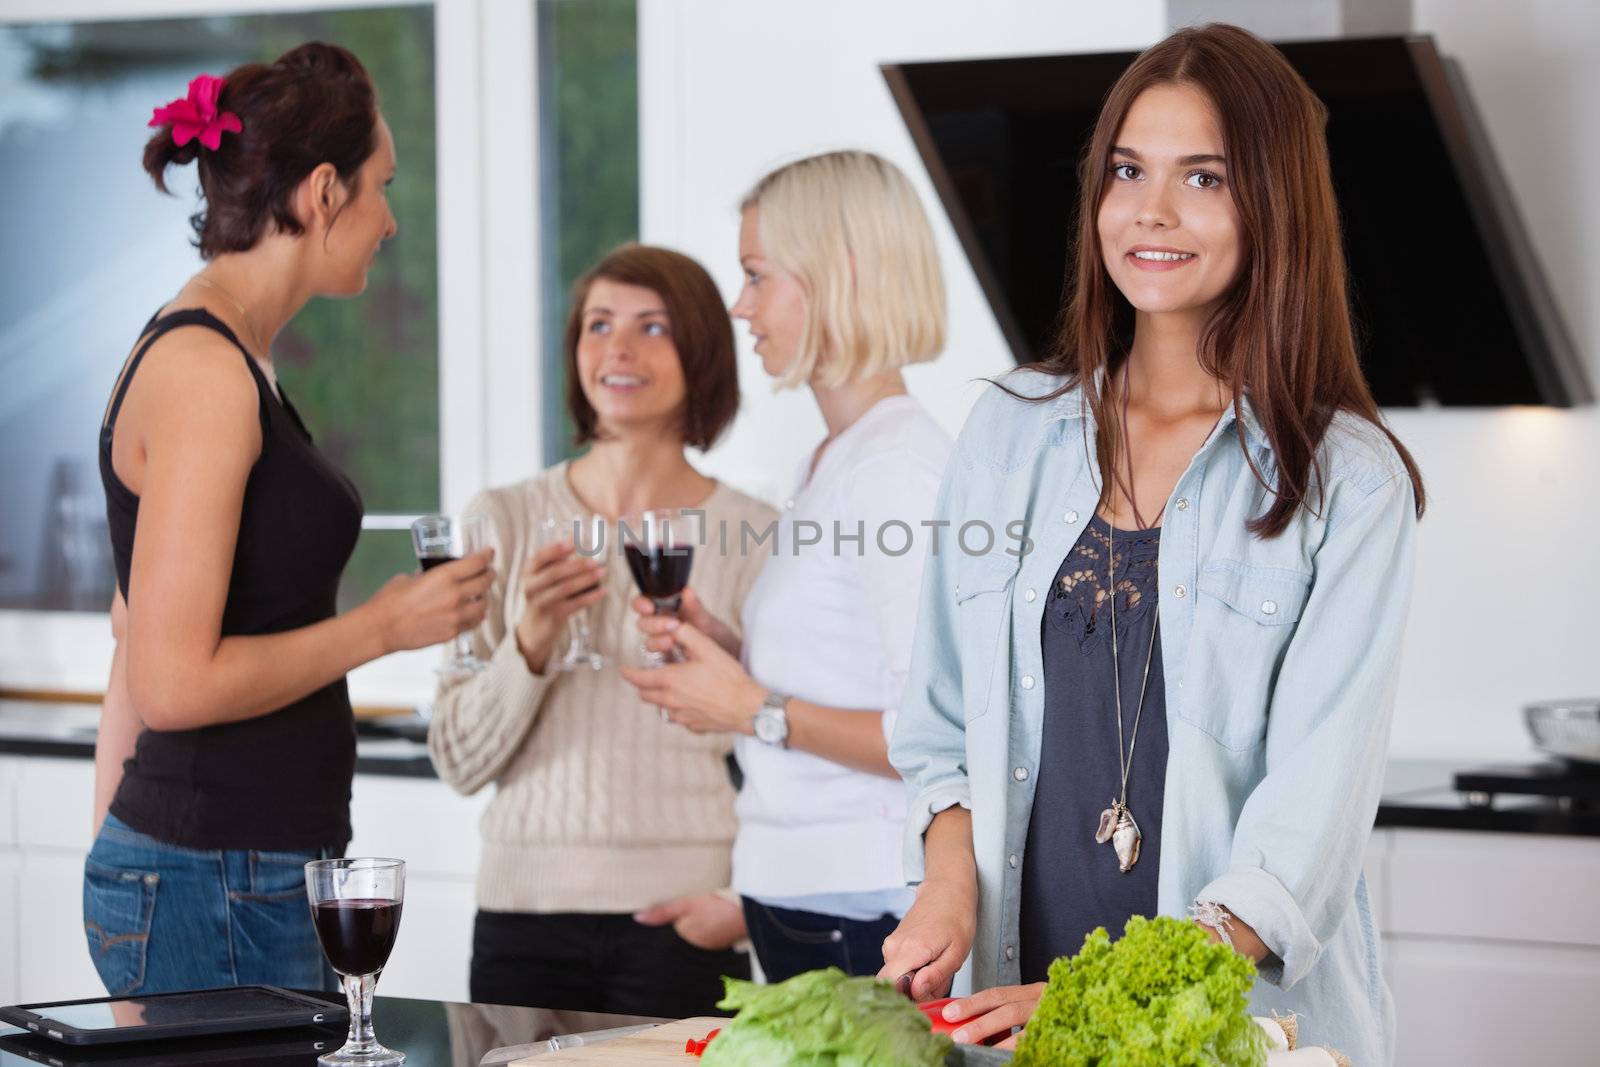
[953, 553, 1018, 724]
[1183, 560, 1312, 749]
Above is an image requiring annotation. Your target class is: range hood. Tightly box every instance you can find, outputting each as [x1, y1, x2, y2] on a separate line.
[882, 35, 1591, 407]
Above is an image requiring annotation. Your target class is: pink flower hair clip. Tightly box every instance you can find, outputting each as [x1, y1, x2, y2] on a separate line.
[148, 74, 242, 151]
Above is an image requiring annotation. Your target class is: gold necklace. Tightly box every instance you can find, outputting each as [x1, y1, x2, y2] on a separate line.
[192, 274, 267, 358]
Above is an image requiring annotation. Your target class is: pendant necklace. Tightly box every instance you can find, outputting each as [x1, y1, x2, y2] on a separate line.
[1094, 367, 1163, 874]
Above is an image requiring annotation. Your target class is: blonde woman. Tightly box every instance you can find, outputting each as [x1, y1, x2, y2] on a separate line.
[622, 150, 951, 981]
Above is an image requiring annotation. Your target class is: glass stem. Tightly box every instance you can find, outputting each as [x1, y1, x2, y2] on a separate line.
[343, 971, 378, 1053]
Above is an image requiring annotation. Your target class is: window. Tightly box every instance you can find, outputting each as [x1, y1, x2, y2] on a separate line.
[537, 0, 639, 465]
[0, 0, 640, 702]
[0, 6, 438, 614]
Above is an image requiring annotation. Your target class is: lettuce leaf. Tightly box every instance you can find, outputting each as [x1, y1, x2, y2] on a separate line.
[700, 967, 952, 1067]
[1012, 915, 1267, 1067]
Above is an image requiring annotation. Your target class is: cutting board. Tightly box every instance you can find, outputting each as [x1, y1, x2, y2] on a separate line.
[516, 1018, 1015, 1065]
[515, 1017, 723, 1064]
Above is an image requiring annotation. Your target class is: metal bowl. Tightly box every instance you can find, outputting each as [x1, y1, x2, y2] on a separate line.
[950, 1044, 1013, 1065]
[1525, 700, 1600, 765]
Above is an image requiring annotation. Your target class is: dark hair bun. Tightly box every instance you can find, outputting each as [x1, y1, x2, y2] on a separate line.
[141, 41, 379, 259]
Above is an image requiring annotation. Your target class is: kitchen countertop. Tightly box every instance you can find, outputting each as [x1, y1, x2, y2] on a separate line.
[0, 992, 667, 1066]
[1370, 756, 1599, 836]
[0, 700, 437, 779]
[0, 700, 1594, 834]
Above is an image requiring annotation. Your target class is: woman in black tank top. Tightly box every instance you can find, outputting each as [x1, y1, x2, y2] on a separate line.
[84, 43, 493, 997]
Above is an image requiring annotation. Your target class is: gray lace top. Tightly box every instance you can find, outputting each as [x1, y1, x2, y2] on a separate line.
[1019, 514, 1169, 982]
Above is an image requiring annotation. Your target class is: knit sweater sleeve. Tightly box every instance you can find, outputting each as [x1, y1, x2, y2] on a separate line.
[427, 483, 556, 796]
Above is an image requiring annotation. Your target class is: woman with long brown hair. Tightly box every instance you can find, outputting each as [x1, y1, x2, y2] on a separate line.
[879, 24, 1421, 1064]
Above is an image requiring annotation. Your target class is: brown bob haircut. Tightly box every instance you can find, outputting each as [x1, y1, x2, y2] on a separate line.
[564, 244, 740, 451]
[1012, 22, 1424, 537]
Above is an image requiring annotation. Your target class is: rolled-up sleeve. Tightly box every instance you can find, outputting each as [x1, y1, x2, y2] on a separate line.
[1196, 471, 1417, 989]
[889, 449, 976, 884]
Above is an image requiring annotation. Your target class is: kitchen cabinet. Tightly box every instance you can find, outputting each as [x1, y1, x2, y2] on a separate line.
[0, 753, 489, 1005]
[1369, 826, 1600, 1067]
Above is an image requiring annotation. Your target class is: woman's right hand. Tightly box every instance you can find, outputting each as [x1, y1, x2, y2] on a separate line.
[514, 541, 607, 674]
[633, 586, 740, 659]
[878, 876, 979, 1002]
[368, 548, 496, 654]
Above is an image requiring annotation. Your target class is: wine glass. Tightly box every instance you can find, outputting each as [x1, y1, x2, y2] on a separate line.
[535, 514, 607, 672]
[620, 508, 698, 668]
[410, 514, 487, 675]
[305, 858, 406, 1066]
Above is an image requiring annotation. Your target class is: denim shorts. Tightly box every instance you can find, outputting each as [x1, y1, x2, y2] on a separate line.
[82, 813, 338, 995]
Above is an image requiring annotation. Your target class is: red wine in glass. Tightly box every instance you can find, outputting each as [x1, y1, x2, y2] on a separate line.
[312, 899, 403, 977]
[621, 509, 699, 668]
[305, 858, 406, 1066]
[624, 544, 694, 608]
[409, 514, 486, 674]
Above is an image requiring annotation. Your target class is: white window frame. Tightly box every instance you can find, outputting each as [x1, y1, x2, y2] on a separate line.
[0, 0, 542, 707]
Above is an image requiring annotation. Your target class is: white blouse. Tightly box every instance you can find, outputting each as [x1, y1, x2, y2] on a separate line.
[733, 395, 951, 909]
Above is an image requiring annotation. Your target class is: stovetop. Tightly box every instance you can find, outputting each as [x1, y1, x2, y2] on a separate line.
[1453, 761, 1600, 809]
[1376, 759, 1600, 836]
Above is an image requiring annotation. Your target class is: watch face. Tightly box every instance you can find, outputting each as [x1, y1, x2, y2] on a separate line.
[755, 709, 786, 744]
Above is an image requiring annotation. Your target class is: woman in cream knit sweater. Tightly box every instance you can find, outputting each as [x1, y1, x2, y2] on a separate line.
[428, 244, 774, 1017]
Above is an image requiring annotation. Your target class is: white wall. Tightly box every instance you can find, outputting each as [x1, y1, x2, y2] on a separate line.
[1366, 0, 1600, 761]
[639, 0, 1600, 764]
[637, 0, 1166, 504]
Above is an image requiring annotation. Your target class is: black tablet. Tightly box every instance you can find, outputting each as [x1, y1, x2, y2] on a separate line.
[0, 987, 345, 1046]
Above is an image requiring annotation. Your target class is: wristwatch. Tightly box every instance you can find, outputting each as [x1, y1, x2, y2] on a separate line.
[753, 690, 790, 748]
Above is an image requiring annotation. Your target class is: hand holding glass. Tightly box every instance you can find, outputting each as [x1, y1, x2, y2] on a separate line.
[535, 515, 606, 672]
[410, 514, 486, 674]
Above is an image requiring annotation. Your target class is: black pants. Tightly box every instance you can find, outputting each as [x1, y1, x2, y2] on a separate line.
[469, 911, 749, 1018]
[740, 898, 900, 984]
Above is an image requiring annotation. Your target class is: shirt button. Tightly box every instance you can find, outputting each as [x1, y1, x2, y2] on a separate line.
[784, 498, 796, 510]
[1020, 675, 1035, 690]
[1174, 584, 1187, 598]
[1176, 498, 1190, 511]
[1064, 510, 1079, 524]
[1005, 945, 1016, 961]
[1013, 766, 1029, 782]
[1008, 854, 1019, 869]
[1024, 588, 1036, 603]
[1261, 600, 1278, 615]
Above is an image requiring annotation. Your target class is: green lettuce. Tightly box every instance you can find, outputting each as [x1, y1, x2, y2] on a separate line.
[1012, 915, 1266, 1067]
[700, 967, 952, 1067]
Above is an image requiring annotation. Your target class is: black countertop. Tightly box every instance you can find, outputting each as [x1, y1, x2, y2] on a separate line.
[1, 701, 1594, 835]
[0, 993, 665, 1066]
[0, 701, 438, 779]
[1371, 757, 1599, 836]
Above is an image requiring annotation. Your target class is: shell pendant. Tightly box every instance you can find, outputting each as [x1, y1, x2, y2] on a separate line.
[1095, 801, 1142, 873]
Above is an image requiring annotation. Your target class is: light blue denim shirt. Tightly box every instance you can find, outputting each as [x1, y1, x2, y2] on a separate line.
[890, 369, 1417, 1066]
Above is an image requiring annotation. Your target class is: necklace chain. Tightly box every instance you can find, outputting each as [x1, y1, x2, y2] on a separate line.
[1108, 516, 1161, 812]
[193, 274, 267, 358]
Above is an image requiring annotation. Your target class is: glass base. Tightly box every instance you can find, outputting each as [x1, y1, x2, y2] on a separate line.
[319, 1042, 404, 1066]
[435, 655, 488, 676]
[551, 646, 605, 672]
